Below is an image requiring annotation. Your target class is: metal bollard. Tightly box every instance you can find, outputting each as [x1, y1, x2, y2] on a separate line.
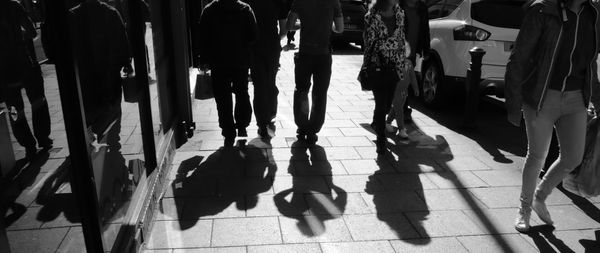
[462, 47, 486, 129]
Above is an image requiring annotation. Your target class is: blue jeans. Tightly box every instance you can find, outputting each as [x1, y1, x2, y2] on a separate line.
[520, 89, 588, 208]
[293, 53, 332, 135]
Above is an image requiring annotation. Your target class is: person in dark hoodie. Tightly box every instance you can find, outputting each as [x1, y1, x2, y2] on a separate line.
[244, 0, 288, 139]
[506, 0, 600, 233]
[198, 0, 258, 147]
[0, 0, 53, 160]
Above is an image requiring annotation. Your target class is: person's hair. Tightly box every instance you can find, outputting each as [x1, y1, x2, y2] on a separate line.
[369, 0, 394, 12]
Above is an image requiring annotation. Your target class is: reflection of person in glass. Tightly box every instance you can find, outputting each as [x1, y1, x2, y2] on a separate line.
[0, 0, 53, 160]
[69, 0, 131, 221]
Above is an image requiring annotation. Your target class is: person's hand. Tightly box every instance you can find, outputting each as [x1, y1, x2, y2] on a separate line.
[199, 64, 210, 72]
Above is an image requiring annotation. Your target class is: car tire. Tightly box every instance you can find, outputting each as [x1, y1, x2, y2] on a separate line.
[420, 57, 445, 108]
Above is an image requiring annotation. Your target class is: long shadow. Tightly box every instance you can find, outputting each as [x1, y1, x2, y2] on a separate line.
[525, 225, 577, 253]
[35, 158, 81, 224]
[361, 121, 517, 251]
[274, 142, 347, 237]
[0, 152, 50, 226]
[409, 96, 527, 162]
[171, 138, 277, 230]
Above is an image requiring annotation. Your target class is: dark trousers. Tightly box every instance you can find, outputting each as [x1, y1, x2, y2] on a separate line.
[211, 67, 252, 137]
[2, 64, 51, 149]
[293, 53, 332, 135]
[251, 52, 280, 127]
[372, 73, 398, 139]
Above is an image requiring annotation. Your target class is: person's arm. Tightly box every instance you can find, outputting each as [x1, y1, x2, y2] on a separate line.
[504, 5, 544, 126]
[332, 0, 344, 33]
[246, 6, 259, 45]
[197, 6, 212, 69]
[112, 9, 131, 72]
[591, 59, 600, 114]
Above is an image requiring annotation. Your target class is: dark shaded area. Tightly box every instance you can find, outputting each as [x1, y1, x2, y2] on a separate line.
[0, 153, 50, 226]
[169, 138, 277, 230]
[273, 142, 347, 237]
[526, 225, 576, 253]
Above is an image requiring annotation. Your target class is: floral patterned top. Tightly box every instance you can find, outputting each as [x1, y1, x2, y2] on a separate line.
[363, 4, 407, 78]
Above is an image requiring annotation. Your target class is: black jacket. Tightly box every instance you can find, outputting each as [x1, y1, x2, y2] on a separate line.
[197, 0, 258, 69]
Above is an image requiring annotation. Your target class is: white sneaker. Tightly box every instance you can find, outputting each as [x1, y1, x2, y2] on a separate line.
[385, 123, 395, 133]
[532, 197, 553, 225]
[398, 128, 409, 139]
[515, 207, 531, 233]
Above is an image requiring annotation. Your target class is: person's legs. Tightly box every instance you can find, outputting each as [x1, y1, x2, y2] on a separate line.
[252, 56, 269, 127]
[23, 64, 52, 148]
[3, 87, 37, 157]
[211, 67, 236, 140]
[232, 68, 252, 135]
[533, 91, 587, 224]
[293, 53, 312, 137]
[308, 54, 332, 135]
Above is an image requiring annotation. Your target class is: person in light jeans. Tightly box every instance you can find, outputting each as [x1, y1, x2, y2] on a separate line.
[505, 0, 600, 233]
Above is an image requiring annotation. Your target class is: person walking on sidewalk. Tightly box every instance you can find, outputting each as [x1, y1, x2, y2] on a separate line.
[363, 0, 408, 154]
[399, 0, 430, 123]
[244, 0, 288, 139]
[0, 0, 53, 160]
[506, 0, 600, 233]
[198, 0, 258, 147]
[286, 0, 344, 144]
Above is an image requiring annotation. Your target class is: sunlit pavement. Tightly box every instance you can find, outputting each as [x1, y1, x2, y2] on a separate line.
[144, 43, 600, 253]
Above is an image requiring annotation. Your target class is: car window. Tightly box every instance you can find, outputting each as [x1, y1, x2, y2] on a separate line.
[428, 0, 464, 19]
[471, 0, 526, 29]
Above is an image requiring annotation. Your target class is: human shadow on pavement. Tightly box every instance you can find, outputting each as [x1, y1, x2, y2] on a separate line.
[170, 138, 277, 230]
[35, 158, 80, 224]
[361, 122, 516, 250]
[409, 96, 526, 163]
[0, 152, 50, 226]
[557, 185, 600, 224]
[525, 225, 577, 253]
[274, 142, 347, 237]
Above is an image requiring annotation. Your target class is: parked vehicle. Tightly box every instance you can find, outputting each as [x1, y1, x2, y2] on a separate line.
[415, 0, 526, 107]
[332, 0, 368, 47]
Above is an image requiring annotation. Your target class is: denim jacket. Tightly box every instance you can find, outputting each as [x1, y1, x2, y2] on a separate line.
[505, 0, 600, 126]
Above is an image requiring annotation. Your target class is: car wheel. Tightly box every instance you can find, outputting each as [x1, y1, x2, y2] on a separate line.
[421, 58, 445, 107]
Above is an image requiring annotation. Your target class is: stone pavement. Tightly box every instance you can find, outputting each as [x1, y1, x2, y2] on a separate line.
[143, 44, 600, 253]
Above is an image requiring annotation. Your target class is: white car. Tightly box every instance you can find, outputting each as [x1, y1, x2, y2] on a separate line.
[415, 0, 526, 107]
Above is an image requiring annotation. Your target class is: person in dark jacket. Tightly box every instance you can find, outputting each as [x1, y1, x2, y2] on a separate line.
[70, 0, 131, 145]
[0, 0, 53, 160]
[400, 0, 430, 123]
[506, 0, 600, 233]
[198, 0, 258, 147]
[244, 0, 288, 139]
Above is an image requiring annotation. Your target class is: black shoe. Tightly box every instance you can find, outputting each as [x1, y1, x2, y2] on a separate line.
[306, 133, 318, 144]
[376, 138, 386, 154]
[39, 138, 53, 152]
[404, 108, 413, 123]
[258, 126, 269, 138]
[296, 134, 306, 141]
[237, 128, 248, 137]
[267, 122, 276, 137]
[224, 137, 235, 147]
[25, 147, 38, 161]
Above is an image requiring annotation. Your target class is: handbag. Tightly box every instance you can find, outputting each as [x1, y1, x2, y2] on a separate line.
[358, 38, 396, 91]
[194, 69, 213, 100]
[562, 115, 600, 198]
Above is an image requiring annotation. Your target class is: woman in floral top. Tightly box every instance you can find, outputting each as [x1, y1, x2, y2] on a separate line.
[363, 0, 408, 154]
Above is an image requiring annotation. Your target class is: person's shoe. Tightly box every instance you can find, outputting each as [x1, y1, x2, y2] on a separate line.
[515, 207, 531, 233]
[25, 147, 38, 161]
[398, 128, 409, 139]
[224, 136, 235, 147]
[306, 133, 318, 144]
[267, 122, 276, 137]
[385, 123, 396, 133]
[39, 138, 53, 152]
[258, 126, 269, 138]
[404, 108, 413, 124]
[237, 128, 248, 137]
[376, 137, 386, 154]
[532, 195, 553, 225]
